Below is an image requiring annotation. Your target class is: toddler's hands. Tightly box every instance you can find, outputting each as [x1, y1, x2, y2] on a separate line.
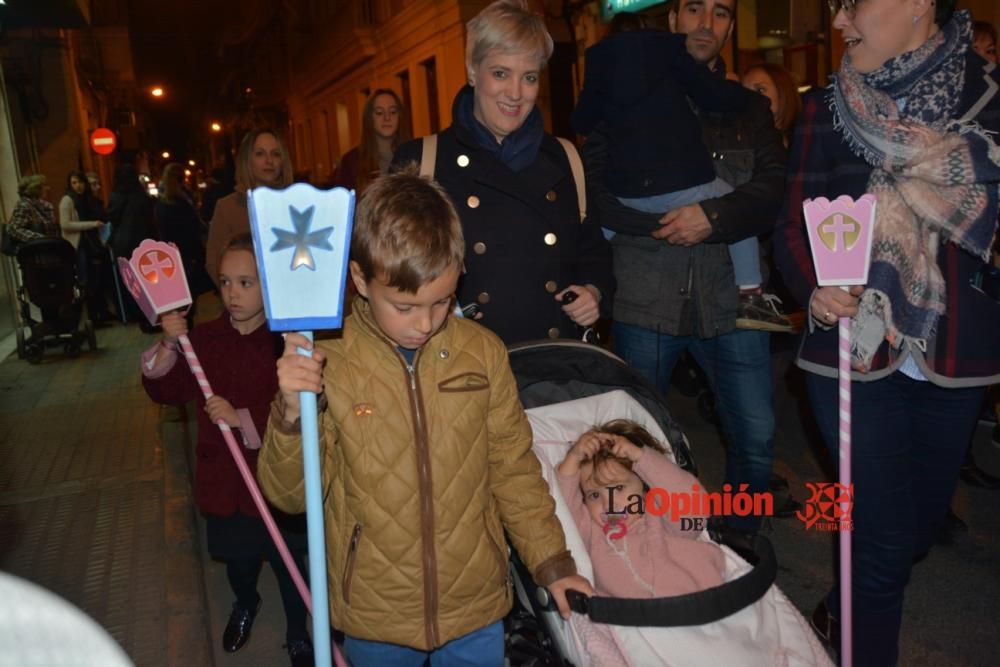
[160, 310, 188, 343]
[276, 333, 326, 423]
[606, 434, 643, 463]
[205, 395, 240, 427]
[548, 574, 594, 620]
[558, 431, 604, 475]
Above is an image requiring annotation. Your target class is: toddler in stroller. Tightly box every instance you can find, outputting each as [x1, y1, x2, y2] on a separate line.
[506, 340, 831, 666]
[13, 237, 97, 363]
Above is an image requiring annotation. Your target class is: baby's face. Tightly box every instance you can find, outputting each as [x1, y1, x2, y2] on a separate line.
[580, 459, 645, 530]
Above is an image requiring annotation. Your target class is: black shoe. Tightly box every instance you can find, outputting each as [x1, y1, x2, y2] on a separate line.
[811, 599, 839, 650]
[285, 638, 315, 667]
[222, 598, 261, 653]
[773, 494, 804, 519]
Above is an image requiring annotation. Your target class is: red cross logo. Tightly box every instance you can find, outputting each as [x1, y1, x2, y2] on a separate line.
[139, 250, 175, 284]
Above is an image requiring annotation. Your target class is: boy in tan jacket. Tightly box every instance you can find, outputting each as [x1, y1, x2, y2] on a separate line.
[258, 169, 591, 665]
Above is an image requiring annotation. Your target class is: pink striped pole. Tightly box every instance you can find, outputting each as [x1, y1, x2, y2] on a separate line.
[838, 309, 853, 667]
[177, 334, 347, 667]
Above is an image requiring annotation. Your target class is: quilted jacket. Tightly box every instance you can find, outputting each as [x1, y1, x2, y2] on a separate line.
[258, 298, 576, 649]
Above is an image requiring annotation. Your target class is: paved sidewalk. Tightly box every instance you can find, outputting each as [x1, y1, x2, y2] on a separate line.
[0, 322, 211, 666]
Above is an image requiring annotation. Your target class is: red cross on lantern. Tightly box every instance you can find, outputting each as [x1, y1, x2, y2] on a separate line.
[139, 249, 175, 284]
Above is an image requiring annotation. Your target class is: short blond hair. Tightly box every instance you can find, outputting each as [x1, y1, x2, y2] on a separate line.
[235, 128, 293, 192]
[466, 0, 554, 71]
[351, 166, 464, 294]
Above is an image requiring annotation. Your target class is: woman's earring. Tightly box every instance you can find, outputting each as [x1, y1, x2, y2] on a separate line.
[913, 15, 919, 24]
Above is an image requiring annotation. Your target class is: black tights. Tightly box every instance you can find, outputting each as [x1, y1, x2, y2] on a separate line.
[225, 545, 309, 642]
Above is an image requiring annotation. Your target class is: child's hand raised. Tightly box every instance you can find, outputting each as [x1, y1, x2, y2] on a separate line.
[160, 310, 188, 343]
[205, 395, 240, 427]
[276, 333, 326, 424]
[606, 434, 644, 463]
[558, 431, 605, 476]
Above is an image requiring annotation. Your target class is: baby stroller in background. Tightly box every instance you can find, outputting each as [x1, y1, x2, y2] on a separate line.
[13, 237, 97, 364]
[504, 340, 829, 666]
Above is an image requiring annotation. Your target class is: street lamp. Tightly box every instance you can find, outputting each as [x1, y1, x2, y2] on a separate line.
[210, 122, 222, 133]
[162, 151, 170, 159]
[151, 86, 164, 98]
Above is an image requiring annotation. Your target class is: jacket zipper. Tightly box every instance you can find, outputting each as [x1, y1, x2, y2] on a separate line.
[342, 523, 362, 604]
[405, 358, 439, 648]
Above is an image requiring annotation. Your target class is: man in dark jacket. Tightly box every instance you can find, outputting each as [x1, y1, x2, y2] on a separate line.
[580, 0, 789, 534]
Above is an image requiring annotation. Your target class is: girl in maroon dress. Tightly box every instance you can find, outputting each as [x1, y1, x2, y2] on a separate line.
[141, 234, 313, 666]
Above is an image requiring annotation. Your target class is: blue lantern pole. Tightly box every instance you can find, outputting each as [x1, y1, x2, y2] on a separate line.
[297, 331, 332, 667]
[247, 184, 355, 667]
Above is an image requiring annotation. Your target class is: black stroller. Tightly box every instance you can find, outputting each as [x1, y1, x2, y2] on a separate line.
[14, 237, 97, 363]
[502, 340, 826, 667]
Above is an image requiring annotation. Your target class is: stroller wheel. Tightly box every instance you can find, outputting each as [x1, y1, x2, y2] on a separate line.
[84, 320, 98, 351]
[65, 342, 81, 358]
[26, 343, 43, 364]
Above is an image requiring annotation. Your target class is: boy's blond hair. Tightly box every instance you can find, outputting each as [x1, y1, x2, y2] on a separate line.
[350, 167, 464, 293]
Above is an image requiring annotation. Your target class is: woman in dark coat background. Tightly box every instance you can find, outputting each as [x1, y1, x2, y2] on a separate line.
[108, 163, 155, 324]
[393, 0, 612, 345]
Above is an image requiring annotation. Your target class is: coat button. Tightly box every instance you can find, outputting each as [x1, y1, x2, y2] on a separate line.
[467, 195, 480, 209]
[547, 327, 560, 339]
[473, 242, 486, 255]
[545, 280, 558, 293]
[545, 190, 557, 202]
[477, 292, 490, 304]
[457, 155, 470, 167]
[439, 349, 449, 359]
[544, 233, 557, 246]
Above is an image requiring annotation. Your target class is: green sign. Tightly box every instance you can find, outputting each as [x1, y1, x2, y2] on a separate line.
[600, 0, 667, 21]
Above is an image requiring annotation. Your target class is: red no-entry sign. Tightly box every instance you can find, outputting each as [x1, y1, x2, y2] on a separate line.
[90, 128, 117, 155]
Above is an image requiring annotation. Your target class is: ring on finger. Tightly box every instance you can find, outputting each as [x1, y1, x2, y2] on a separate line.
[823, 311, 834, 321]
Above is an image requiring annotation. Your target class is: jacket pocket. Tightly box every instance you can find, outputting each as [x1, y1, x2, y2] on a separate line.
[438, 372, 490, 393]
[342, 523, 362, 604]
[611, 234, 664, 309]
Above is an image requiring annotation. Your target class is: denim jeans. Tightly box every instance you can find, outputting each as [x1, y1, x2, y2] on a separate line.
[617, 177, 761, 287]
[612, 322, 774, 531]
[806, 372, 984, 666]
[344, 621, 503, 667]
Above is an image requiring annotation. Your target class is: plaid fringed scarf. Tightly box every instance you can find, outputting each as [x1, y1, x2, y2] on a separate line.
[830, 11, 1000, 369]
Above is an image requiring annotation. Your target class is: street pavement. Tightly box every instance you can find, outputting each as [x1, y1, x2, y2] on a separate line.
[1, 321, 998, 666]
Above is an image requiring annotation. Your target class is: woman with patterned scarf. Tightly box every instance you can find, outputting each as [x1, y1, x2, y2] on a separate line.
[774, 0, 1000, 664]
